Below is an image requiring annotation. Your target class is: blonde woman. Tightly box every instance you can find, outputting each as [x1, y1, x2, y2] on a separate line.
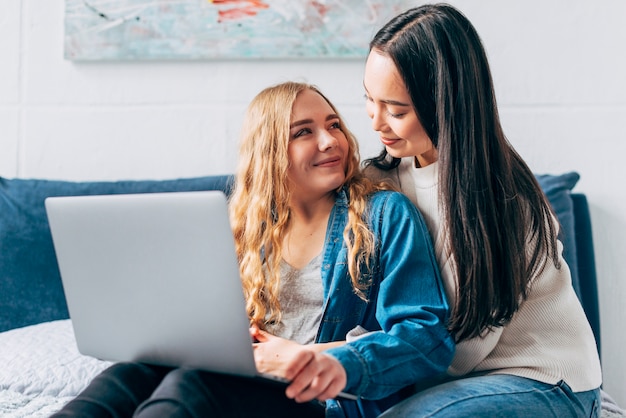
[53, 82, 453, 418]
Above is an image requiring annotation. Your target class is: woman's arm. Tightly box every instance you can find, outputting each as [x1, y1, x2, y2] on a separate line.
[325, 191, 455, 399]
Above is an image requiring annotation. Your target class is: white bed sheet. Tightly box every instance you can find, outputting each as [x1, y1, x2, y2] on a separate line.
[1, 320, 623, 417]
[0, 319, 112, 418]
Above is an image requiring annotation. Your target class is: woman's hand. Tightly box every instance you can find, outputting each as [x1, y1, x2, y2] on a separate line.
[251, 327, 348, 402]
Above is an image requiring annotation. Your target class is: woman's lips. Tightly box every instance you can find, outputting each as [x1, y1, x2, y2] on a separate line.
[380, 137, 401, 146]
[314, 156, 342, 167]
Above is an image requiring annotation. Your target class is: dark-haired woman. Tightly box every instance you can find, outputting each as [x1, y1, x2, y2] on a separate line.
[363, 4, 601, 417]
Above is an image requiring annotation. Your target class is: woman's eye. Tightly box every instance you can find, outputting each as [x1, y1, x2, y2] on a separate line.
[387, 110, 405, 118]
[292, 128, 311, 138]
[330, 121, 341, 129]
[363, 93, 373, 102]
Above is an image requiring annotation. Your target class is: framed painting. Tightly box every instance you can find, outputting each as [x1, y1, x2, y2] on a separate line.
[64, 0, 416, 60]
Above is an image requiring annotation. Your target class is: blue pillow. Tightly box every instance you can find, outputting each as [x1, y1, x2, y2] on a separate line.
[0, 172, 581, 333]
[0, 175, 234, 332]
[535, 172, 580, 298]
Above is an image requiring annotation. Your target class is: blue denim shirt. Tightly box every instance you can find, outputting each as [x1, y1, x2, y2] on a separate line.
[316, 188, 454, 418]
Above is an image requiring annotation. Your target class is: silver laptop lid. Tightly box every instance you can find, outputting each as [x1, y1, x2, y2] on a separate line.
[45, 191, 257, 377]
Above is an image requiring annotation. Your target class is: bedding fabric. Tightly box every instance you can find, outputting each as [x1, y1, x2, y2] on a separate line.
[1, 321, 623, 418]
[0, 320, 111, 417]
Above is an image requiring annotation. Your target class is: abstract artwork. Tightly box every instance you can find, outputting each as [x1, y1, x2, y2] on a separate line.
[64, 0, 415, 60]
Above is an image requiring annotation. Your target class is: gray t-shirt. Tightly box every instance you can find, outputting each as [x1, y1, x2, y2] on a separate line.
[265, 254, 324, 345]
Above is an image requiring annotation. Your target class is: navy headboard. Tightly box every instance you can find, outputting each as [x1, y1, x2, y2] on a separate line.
[0, 172, 602, 362]
[0, 175, 234, 333]
[571, 193, 601, 358]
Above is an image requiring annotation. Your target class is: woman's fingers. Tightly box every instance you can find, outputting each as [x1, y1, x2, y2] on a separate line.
[286, 353, 347, 402]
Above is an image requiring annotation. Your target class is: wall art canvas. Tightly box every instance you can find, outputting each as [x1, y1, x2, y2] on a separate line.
[64, 0, 415, 60]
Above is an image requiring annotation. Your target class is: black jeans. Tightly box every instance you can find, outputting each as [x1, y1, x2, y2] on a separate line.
[52, 362, 326, 418]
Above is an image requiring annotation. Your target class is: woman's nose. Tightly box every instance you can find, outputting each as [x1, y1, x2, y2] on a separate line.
[369, 106, 385, 132]
[319, 130, 338, 150]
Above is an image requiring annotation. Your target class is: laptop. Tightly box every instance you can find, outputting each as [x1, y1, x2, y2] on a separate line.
[45, 191, 356, 400]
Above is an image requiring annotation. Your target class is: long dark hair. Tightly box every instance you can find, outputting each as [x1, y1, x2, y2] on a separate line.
[364, 3, 560, 342]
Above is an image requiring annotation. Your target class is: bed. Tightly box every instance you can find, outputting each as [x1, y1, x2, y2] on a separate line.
[0, 173, 623, 417]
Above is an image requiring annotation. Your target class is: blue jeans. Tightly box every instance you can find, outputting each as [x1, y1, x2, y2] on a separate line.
[378, 374, 600, 418]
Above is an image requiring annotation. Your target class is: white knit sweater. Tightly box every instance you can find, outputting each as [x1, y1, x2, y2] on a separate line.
[366, 158, 602, 392]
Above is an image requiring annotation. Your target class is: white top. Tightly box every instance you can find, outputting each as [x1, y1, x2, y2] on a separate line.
[366, 158, 602, 392]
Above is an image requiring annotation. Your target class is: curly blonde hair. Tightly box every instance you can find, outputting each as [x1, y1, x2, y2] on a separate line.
[229, 81, 390, 328]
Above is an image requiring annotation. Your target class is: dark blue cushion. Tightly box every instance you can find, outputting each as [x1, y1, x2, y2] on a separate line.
[535, 173, 601, 356]
[535, 172, 581, 298]
[571, 193, 601, 357]
[0, 175, 234, 332]
[0, 172, 589, 335]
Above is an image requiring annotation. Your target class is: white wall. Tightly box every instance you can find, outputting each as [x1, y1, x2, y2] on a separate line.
[2, 0, 624, 405]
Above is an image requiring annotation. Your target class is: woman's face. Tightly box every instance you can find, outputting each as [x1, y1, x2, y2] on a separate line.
[364, 50, 437, 167]
[286, 89, 349, 201]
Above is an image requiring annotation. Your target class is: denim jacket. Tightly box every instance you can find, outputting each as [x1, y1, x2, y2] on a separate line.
[317, 188, 454, 418]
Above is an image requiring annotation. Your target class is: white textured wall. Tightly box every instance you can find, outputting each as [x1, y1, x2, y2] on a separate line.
[1, 0, 624, 405]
